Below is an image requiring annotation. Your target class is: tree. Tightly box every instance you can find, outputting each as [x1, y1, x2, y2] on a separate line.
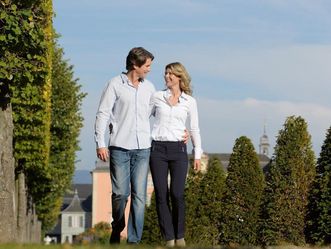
[41, 40, 86, 229]
[306, 126, 331, 245]
[220, 136, 265, 246]
[0, 95, 16, 242]
[261, 116, 316, 246]
[197, 157, 226, 246]
[142, 191, 162, 245]
[1, 0, 54, 232]
[1, 0, 85, 231]
[185, 164, 204, 245]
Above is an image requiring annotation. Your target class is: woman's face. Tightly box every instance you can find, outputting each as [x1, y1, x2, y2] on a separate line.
[164, 68, 180, 89]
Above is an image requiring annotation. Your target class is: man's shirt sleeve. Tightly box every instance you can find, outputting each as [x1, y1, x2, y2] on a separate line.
[94, 81, 117, 148]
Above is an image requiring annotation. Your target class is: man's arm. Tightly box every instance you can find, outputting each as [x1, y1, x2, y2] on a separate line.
[94, 80, 116, 160]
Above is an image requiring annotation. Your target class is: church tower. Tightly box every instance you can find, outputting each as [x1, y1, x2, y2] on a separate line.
[259, 124, 270, 157]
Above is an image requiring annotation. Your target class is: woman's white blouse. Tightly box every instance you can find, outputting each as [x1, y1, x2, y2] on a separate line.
[150, 89, 203, 159]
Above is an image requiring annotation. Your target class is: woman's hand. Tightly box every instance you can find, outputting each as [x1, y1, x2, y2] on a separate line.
[193, 159, 201, 172]
[182, 129, 190, 144]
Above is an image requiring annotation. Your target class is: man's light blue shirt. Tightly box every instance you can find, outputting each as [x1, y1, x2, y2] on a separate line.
[94, 73, 155, 150]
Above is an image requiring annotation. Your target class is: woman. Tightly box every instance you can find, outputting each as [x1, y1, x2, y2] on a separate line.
[150, 62, 202, 247]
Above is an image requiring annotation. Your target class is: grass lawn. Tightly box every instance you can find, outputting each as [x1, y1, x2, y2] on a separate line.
[0, 244, 157, 249]
[0, 244, 330, 249]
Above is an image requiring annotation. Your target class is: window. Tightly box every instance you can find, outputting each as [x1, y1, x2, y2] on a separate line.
[68, 216, 72, 227]
[79, 216, 84, 227]
[68, 215, 84, 228]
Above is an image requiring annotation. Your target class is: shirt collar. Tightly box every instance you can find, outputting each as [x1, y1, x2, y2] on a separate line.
[163, 89, 189, 102]
[120, 73, 145, 86]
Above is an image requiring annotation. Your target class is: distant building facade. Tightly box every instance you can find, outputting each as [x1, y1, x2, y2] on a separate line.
[46, 184, 92, 244]
[199, 153, 270, 173]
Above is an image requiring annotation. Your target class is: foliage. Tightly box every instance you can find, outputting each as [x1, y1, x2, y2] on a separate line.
[75, 222, 112, 245]
[186, 157, 226, 246]
[261, 116, 316, 246]
[1, 0, 85, 231]
[220, 136, 265, 246]
[198, 157, 226, 246]
[37, 39, 86, 229]
[185, 165, 204, 245]
[1, 0, 54, 229]
[42, 40, 86, 228]
[1, 1, 47, 98]
[142, 191, 162, 245]
[306, 126, 331, 245]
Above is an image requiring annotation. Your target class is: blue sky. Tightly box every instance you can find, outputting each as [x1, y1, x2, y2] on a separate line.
[53, 0, 331, 170]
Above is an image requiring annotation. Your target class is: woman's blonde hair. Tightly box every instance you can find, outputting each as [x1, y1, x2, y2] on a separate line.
[165, 62, 192, 95]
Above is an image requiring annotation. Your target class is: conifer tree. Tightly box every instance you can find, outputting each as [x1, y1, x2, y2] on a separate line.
[185, 165, 204, 245]
[220, 136, 265, 246]
[261, 116, 316, 245]
[306, 126, 331, 245]
[195, 157, 226, 246]
[142, 191, 162, 245]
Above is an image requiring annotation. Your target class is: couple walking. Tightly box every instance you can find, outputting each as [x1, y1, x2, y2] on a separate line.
[94, 47, 202, 246]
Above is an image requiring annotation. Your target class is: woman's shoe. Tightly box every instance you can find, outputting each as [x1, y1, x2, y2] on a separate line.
[175, 238, 186, 247]
[166, 239, 175, 247]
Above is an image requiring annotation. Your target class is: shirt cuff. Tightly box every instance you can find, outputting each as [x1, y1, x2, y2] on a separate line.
[96, 140, 106, 149]
[194, 148, 203, 160]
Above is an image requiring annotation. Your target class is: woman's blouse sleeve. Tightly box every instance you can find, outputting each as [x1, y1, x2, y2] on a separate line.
[188, 97, 203, 159]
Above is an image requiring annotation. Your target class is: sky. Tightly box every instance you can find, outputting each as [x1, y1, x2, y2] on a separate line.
[53, 0, 331, 171]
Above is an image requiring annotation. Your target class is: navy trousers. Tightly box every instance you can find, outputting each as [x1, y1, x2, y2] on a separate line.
[149, 140, 188, 241]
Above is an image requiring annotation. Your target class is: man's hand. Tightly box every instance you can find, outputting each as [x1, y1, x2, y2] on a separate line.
[193, 159, 201, 172]
[96, 147, 109, 162]
[182, 129, 190, 144]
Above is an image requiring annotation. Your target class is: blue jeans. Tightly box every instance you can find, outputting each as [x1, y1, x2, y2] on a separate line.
[109, 146, 150, 243]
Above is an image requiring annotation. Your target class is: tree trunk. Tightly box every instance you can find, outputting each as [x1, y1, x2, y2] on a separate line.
[0, 104, 16, 242]
[16, 172, 27, 242]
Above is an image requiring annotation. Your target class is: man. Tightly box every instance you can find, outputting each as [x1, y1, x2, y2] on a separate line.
[94, 47, 155, 244]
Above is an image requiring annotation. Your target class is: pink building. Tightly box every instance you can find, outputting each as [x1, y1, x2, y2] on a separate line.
[91, 160, 154, 239]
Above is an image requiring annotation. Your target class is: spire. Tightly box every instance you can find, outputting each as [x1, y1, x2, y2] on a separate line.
[259, 121, 270, 157]
[263, 121, 267, 134]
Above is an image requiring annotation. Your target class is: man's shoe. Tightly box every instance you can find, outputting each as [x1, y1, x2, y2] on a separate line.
[127, 242, 139, 245]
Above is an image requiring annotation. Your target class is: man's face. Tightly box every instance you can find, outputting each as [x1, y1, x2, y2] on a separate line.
[135, 58, 152, 79]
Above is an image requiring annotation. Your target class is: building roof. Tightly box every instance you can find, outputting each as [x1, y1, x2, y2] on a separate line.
[62, 184, 92, 212]
[201, 153, 270, 172]
[62, 189, 85, 213]
[64, 184, 92, 199]
[92, 160, 109, 172]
